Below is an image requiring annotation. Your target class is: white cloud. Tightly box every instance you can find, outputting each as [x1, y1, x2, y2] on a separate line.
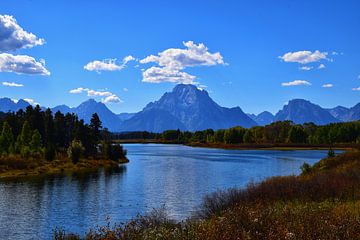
[23, 98, 40, 106]
[84, 55, 135, 72]
[299, 66, 313, 71]
[123, 87, 128, 92]
[281, 80, 311, 86]
[0, 53, 50, 75]
[69, 87, 122, 103]
[69, 87, 89, 94]
[2, 81, 23, 87]
[87, 89, 113, 97]
[322, 83, 333, 88]
[102, 94, 122, 103]
[141, 41, 224, 69]
[318, 64, 326, 69]
[0, 15, 45, 52]
[352, 87, 360, 91]
[140, 41, 224, 84]
[142, 66, 196, 84]
[279, 50, 328, 64]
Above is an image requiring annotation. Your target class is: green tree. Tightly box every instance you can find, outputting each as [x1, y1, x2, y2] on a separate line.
[16, 121, 32, 153]
[243, 129, 254, 143]
[30, 130, 42, 155]
[0, 122, 14, 154]
[214, 129, 225, 143]
[287, 125, 308, 143]
[67, 140, 84, 164]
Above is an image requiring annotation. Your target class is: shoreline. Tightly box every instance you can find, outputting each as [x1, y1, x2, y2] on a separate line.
[0, 158, 129, 181]
[115, 139, 354, 150]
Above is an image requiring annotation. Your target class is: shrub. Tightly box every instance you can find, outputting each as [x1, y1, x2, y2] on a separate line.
[328, 148, 335, 157]
[67, 140, 84, 164]
[300, 162, 312, 174]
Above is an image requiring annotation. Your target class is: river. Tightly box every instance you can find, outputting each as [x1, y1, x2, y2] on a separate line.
[0, 144, 339, 239]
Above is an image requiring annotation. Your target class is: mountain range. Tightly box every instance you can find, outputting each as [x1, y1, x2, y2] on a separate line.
[0, 84, 359, 132]
[120, 84, 257, 132]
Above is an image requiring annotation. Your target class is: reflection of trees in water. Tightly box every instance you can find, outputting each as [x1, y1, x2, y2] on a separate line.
[0, 164, 128, 239]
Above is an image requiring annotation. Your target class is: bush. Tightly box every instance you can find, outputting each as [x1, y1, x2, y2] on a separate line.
[301, 162, 312, 174]
[328, 148, 335, 157]
[67, 140, 84, 164]
[101, 142, 127, 161]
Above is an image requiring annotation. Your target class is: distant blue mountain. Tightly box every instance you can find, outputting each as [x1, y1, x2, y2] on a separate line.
[1, 92, 359, 132]
[327, 103, 360, 122]
[52, 99, 122, 131]
[0, 98, 30, 112]
[248, 111, 274, 126]
[120, 84, 257, 132]
[117, 112, 135, 121]
[274, 99, 340, 125]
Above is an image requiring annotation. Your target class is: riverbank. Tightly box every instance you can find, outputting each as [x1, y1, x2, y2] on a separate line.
[186, 142, 356, 150]
[56, 150, 360, 239]
[115, 139, 355, 150]
[0, 156, 129, 180]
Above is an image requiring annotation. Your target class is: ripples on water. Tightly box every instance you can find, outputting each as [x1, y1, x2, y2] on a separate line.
[0, 144, 339, 239]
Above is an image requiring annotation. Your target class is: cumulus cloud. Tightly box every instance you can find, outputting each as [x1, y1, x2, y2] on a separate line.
[142, 66, 196, 84]
[2, 81, 23, 87]
[281, 80, 311, 86]
[279, 50, 328, 64]
[102, 94, 121, 103]
[140, 41, 224, 84]
[69, 87, 122, 103]
[0, 53, 50, 75]
[318, 64, 326, 69]
[84, 55, 135, 72]
[322, 83, 333, 88]
[0, 14, 45, 52]
[123, 87, 128, 92]
[69, 87, 89, 94]
[352, 87, 360, 91]
[299, 66, 313, 71]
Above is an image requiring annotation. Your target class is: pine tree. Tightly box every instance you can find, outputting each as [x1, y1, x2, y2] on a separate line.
[30, 130, 42, 155]
[20, 121, 32, 146]
[0, 122, 14, 154]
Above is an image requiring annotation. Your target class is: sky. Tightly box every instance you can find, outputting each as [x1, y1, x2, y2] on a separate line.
[0, 0, 359, 114]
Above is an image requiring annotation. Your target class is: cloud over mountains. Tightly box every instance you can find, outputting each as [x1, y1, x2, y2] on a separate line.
[140, 41, 225, 84]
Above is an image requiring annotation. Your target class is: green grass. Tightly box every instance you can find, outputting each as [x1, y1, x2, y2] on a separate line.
[0, 155, 128, 180]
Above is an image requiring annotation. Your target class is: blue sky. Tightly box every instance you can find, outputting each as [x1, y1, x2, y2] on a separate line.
[0, 0, 359, 114]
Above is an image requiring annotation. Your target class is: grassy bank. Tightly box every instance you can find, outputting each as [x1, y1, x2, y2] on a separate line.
[55, 150, 360, 239]
[0, 155, 128, 180]
[115, 139, 355, 150]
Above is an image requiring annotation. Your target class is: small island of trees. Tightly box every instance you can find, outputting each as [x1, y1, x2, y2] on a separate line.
[0, 106, 128, 179]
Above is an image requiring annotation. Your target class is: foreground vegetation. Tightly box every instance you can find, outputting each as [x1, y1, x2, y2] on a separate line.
[0, 106, 128, 179]
[114, 120, 360, 148]
[55, 149, 360, 239]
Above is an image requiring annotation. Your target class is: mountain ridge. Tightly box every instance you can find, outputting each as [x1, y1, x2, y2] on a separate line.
[1, 85, 360, 131]
[120, 84, 257, 132]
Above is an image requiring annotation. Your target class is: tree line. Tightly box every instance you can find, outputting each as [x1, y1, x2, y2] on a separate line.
[114, 120, 360, 145]
[0, 106, 126, 163]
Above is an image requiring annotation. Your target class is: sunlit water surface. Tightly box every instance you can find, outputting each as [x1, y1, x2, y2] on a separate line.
[0, 144, 341, 239]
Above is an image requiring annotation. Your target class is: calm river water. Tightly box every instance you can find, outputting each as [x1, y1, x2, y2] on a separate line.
[0, 144, 339, 239]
